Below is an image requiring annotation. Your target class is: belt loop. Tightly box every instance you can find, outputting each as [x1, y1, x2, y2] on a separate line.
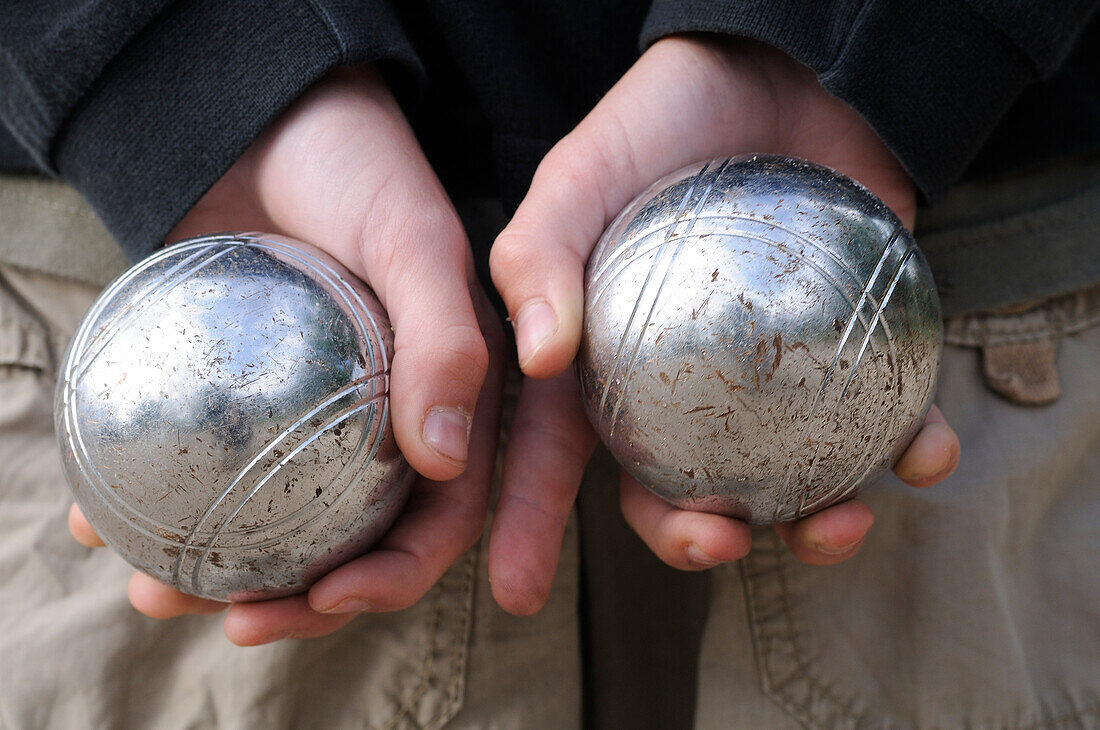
[981, 337, 1060, 405]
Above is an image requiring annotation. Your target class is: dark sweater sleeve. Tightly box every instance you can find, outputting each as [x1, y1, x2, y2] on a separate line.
[640, 0, 1099, 202]
[0, 0, 421, 260]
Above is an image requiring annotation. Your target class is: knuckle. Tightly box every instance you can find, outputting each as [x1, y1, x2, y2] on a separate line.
[361, 197, 466, 282]
[489, 229, 585, 312]
[512, 415, 589, 469]
[653, 516, 684, 558]
[499, 490, 569, 533]
[434, 323, 490, 389]
[377, 558, 429, 611]
[488, 231, 538, 290]
[634, 504, 689, 565]
[393, 324, 489, 405]
[395, 321, 489, 404]
[536, 141, 593, 195]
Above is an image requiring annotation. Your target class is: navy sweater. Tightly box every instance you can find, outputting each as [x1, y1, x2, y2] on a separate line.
[1, 1, 1097, 260]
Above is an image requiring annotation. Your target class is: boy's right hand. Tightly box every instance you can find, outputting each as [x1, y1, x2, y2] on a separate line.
[68, 64, 506, 645]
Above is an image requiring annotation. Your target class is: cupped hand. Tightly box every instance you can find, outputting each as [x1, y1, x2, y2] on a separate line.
[488, 35, 960, 614]
[68, 65, 505, 644]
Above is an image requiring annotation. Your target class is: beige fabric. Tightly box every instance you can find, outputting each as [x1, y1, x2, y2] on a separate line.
[0, 175, 128, 287]
[981, 338, 1061, 405]
[0, 262, 581, 730]
[943, 284, 1100, 348]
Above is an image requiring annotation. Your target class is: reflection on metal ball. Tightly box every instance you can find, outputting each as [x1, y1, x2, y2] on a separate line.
[55, 233, 413, 601]
[578, 155, 943, 524]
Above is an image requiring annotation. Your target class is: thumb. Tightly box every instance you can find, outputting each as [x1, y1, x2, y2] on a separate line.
[488, 129, 629, 378]
[491, 36, 920, 380]
[490, 37, 780, 378]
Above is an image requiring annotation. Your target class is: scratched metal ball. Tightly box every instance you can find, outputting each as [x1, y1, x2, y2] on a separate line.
[579, 155, 943, 524]
[55, 233, 413, 601]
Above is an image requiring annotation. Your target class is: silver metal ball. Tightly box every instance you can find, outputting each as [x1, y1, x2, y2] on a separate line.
[579, 155, 943, 524]
[55, 233, 413, 601]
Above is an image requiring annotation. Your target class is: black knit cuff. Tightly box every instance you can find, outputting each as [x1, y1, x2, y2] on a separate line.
[55, 0, 422, 260]
[641, 0, 1036, 202]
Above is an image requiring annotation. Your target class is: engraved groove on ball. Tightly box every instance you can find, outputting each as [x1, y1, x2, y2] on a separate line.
[792, 240, 912, 518]
[182, 389, 390, 594]
[597, 160, 712, 429]
[681, 235, 897, 520]
[170, 372, 383, 587]
[590, 228, 896, 515]
[590, 212, 901, 314]
[775, 227, 903, 520]
[67, 239, 392, 546]
[250, 238, 389, 378]
[609, 157, 732, 439]
[70, 241, 236, 386]
[605, 227, 901, 520]
[802, 244, 919, 515]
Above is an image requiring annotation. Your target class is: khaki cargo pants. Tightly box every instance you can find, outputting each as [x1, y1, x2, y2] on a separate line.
[1, 175, 1098, 729]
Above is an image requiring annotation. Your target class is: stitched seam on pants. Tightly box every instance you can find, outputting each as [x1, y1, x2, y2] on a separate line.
[375, 588, 445, 730]
[371, 547, 477, 730]
[0, 326, 50, 370]
[944, 287, 1100, 347]
[743, 534, 1100, 730]
[742, 532, 866, 729]
[945, 311, 1100, 347]
[424, 550, 477, 730]
[0, 269, 52, 370]
[438, 552, 477, 728]
[0, 186, 101, 220]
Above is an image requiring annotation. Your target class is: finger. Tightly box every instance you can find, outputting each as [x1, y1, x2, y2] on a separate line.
[127, 572, 227, 619]
[308, 299, 504, 614]
[68, 503, 105, 548]
[378, 225, 489, 482]
[489, 40, 779, 380]
[488, 372, 599, 616]
[893, 405, 960, 487]
[222, 596, 357, 646]
[619, 473, 752, 571]
[246, 69, 487, 482]
[773, 499, 874, 566]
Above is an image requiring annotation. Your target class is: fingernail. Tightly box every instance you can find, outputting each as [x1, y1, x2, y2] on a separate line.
[422, 406, 471, 464]
[813, 538, 864, 556]
[318, 596, 373, 614]
[686, 544, 723, 568]
[515, 299, 558, 369]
